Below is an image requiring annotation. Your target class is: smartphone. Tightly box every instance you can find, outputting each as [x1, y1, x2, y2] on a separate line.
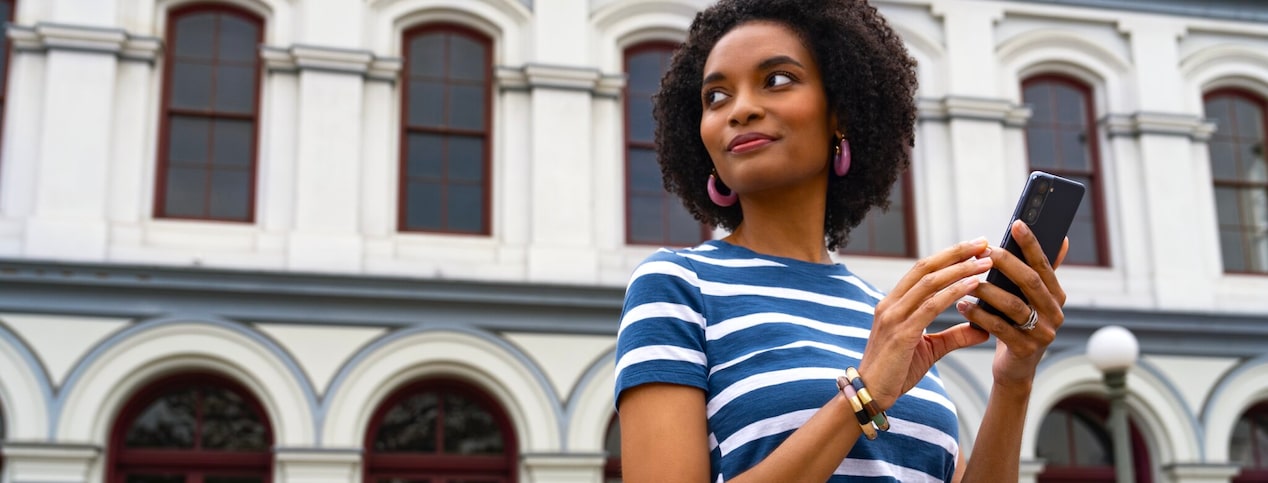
[976, 171, 1085, 324]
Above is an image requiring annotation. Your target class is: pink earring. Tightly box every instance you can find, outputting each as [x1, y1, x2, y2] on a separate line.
[707, 172, 738, 207]
[834, 136, 851, 177]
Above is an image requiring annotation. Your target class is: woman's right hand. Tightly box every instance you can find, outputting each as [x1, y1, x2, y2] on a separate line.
[857, 238, 994, 409]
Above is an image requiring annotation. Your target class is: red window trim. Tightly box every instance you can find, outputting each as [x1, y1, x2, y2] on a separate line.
[0, 0, 16, 176]
[1022, 74, 1112, 267]
[1037, 395, 1152, 483]
[622, 41, 709, 247]
[106, 372, 274, 483]
[397, 23, 494, 236]
[363, 378, 518, 482]
[1233, 400, 1268, 482]
[1203, 88, 1268, 276]
[153, 3, 264, 223]
[840, 169, 917, 258]
[604, 415, 621, 481]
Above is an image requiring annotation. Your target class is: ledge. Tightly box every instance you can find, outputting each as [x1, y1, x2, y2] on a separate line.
[498, 63, 625, 98]
[918, 96, 1032, 127]
[9, 23, 162, 63]
[262, 44, 402, 83]
[1102, 111, 1217, 141]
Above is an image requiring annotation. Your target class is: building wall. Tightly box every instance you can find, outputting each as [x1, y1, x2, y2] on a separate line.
[0, 0, 1265, 482]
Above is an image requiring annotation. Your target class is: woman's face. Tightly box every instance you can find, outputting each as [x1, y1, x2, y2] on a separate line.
[699, 20, 834, 196]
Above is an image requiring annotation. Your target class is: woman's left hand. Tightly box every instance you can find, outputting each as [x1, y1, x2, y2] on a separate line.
[956, 220, 1069, 385]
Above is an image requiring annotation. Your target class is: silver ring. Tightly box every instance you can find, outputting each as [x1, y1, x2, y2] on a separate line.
[1018, 307, 1039, 331]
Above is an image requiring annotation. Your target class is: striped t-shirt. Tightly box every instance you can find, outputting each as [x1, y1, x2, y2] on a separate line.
[615, 241, 959, 482]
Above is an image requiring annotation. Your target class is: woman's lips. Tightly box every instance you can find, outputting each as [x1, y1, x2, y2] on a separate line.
[727, 133, 777, 153]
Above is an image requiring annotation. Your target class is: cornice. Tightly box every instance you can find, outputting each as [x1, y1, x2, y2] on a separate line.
[497, 63, 625, 98]
[8, 23, 162, 64]
[262, 44, 402, 84]
[1101, 111, 1217, 141]
[918, 96, 1032, 128]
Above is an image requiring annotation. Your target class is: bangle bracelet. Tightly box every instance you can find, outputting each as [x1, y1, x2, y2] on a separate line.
[836, 376, 878, 440]
[845, 367, 890, 432]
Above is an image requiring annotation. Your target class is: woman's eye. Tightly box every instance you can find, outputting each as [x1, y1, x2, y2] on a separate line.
[768, 73, 793, 87]
[705, 90, 730, 105]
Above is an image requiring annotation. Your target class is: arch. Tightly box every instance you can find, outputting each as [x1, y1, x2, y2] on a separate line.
[1181, 43, 1268, 115]
[565, 349, 617, 452]
[123, 0, 292, 45]
[590, 0, 700, 71]
[55, 316, 316, 446]
[365, 0, 530, 64]
[1026, 349, 1202, 468]
[997, 28, 1131, 113]
[0, 320, 51, 439]
[933, 356, 989, 456]
[888, 21, 946, 99]
[321, 327, 561, 452]
[1203, 355, 1268, 463]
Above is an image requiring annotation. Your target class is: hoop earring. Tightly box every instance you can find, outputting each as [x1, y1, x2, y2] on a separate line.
[833, 133, 851, 177]
[707, 171, 738, 207]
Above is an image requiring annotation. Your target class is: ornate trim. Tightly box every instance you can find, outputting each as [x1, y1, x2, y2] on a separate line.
[1101, 112, 1217, 141]
[262, 44, 402, 84]
[917, 96, 1032, 128]
[497, 63, 625, 99]
[8, 23, 162, 64]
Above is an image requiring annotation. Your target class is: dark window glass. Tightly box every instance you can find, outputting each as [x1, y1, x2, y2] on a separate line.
[110, 375, 272, 483]
[605, 417, 622, 483]
[1036, 397, 1154, 483]
[0, 0, 13, 161]
[1232, 402, 1268, 483]
[366, 381, 515, 482]
[842, 173, 915, 257]
[1023, 76, 1109, 266]
[624, 43, 704, 247]
[1205, 91, 1268, 274]
[401, 26, 492, 234]
[157, 7, 262, 222]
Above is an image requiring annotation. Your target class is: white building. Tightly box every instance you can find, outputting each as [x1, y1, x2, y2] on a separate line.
[0, 0, 1265, 482]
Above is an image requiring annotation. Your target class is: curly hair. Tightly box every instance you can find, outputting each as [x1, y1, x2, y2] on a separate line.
[653, 0, 918, 251]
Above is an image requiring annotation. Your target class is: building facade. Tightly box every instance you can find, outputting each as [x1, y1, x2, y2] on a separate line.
[0, 0, 1266, 482]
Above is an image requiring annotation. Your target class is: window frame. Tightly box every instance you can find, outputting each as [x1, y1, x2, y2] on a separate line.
[604, 415, 620, 482]
[1203, 88, 1268, 276]
[0, 0, 16, 162]
[1021, 74, 1112, 267]
[362, 378, 518, 483]
[1233, 401, 1268, 482]
[106, 372, 274, 483]
[152, 3, 265, 223]
[396, 23, 494, 236]
[1037, 395, 1152, 483]
[839, 169, 917, 258]
[622, 41, 709, 247]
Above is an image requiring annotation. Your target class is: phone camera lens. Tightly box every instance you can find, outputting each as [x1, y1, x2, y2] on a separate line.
[1024, 208, 1038, 222]
[1029, 195, 1044, 208]
[1036, 180, 1050, 192]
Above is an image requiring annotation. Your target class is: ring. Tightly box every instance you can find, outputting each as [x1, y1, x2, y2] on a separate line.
[1018, 306, 1039, 331]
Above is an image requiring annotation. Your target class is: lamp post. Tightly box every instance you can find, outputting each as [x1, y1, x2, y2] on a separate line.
[1087, 325, 1140, 483]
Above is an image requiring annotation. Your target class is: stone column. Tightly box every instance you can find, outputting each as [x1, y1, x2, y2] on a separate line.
[1165, 463, 1241, 483]
[1018, 459, 1046, 483]
[1, 443, 100, 483]
[522, 453, 605, 483]
[275, 448, 362, 483]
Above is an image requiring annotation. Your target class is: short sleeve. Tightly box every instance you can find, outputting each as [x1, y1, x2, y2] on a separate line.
[614, 250, 709, 408]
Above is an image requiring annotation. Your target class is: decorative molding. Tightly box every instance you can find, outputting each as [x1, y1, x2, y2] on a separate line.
[275, 447, 363, 462]
[497, 63, 626, 98]
[8, 23, 163, 64]
[1101, 111, 1217, 141]
[1163, 463, 1242, 479]
[1018, 0, 1268, 24]
[917, 96, 1032, 128]
[262, 44, 402, 84]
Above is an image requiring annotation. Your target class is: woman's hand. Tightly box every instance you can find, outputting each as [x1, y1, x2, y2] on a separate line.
[858, 238, 995, 409]
[957, 220, 1070, 386]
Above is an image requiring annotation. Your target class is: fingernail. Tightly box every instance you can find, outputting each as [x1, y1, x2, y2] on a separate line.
[982, 246, 993, 257]
[961, 277, 979, 287]
[956, 300, 970, 313]
[976, 257, 993, 268]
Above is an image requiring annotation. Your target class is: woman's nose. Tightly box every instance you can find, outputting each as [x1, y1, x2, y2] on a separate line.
[728, 90, 764, 126]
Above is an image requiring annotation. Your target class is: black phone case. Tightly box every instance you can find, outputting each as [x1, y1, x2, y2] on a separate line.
[978, 171, 1085, 324]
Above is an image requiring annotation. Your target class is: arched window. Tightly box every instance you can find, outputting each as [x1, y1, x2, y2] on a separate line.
[604, 416, 621, 482]
[107, 373, 273, 483]
[155, 5, 264, 222]
[1204, 90, 1268, 274]
[1232, 401, 1268, 482]
[1021, 75, 1110, 266]
[841, 172, 915, 257]
[364, 379, 516, 482]
[0, 0, 16, 155]
[1036, 396, 1152, 483]
[624, 41, 706, 247]
[399, 24, 492, 235]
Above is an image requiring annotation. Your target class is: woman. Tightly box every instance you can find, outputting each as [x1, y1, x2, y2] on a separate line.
[613, 0, 1069, 481]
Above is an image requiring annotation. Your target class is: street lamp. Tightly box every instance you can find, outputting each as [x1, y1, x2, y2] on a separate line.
[1087, 325, 1140, 483]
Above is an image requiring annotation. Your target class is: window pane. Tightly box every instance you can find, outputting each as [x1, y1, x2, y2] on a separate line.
[1058, 130, 1089, 171]
[442, 392, 504, 454]
[1232, 417, 1254, 466]
[208, 170, 251, 221]
[1235, 97, 1265, 139]
[1070, 411, 1112, 466]
[844, 215, 873, 253]
[1054, 83, 1087, 126]
[605, 420, 621, 459]
[1215, 187, 1242, 226]
[448, 136, 484, 182]
[1036, 411, 1071, 466]
[1024, 83, 1051, 123]
[374, 392, 439, 452]
[628, 94, 654, 144]
[1025, 127, 1056, 170]
[629, 194, 663, 244]
[126, 475, 185, 483]
[874, 209, 907, 256]
[1206, 97, 1233, 140]
[212, 119, 253, 167]
[408, 80, 445, 127]
[1220, 228, 1246, 272]
[173, 14, 215, 60]
[1243, 141, 1266, 183]
[215, 65, 256, 113]
[169, 116, 210, 165]
[164, 167, 208, 217]
[1249, 188, 1268, 272]
[449, 84, 485, 131]
[171, 62, 214, 110]
[409, 33, 445, 78]
[406, 133, 444, 179]
[201, 387, 268, 450]
[628, 148, 661, 193]
[125, 388, 197, 448]
[626, 51, 662, 92]
[445, 183, 484, 233]
[1065, 217, 1097, 265]
[449, 34, 486, 82]
[217, 15, 259, 63]
[1209, 140, 1237, 181]
[1255, 413, 1268, 468]
[405, 182, 443, 231]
